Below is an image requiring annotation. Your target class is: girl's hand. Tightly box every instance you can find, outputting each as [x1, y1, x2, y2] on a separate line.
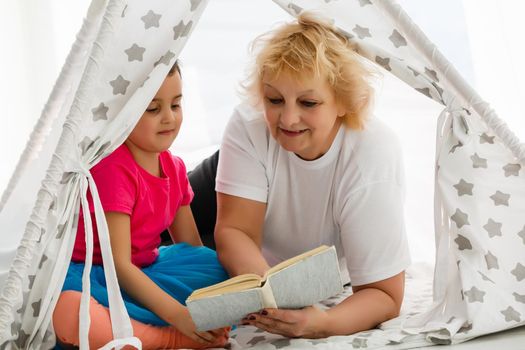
[242, 306, 329, 338]
[173, 306, 228, 344]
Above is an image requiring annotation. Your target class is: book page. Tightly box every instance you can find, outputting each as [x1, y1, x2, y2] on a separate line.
[187, 273, 262, 301]
[264, 245, 329, 278]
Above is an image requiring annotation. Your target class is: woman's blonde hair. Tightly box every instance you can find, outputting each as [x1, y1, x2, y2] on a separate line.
[242, 12, 376, 129]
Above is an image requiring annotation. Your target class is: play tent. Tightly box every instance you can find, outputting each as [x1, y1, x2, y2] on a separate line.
[1, 0, 524, 349]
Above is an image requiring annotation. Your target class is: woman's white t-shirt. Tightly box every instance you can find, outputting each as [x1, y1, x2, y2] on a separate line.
[216, 103, 411, 286]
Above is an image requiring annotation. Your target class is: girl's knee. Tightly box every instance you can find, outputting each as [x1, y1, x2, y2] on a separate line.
[53, 291, 82, 346]
[53, 291, 113, 348]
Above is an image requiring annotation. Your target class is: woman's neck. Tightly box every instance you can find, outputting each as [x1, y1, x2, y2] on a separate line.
[124, 140, 162, 177]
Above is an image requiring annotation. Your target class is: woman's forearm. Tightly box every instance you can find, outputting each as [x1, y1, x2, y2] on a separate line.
[215, 227, 270, 277]
[322, 286, 401, 336]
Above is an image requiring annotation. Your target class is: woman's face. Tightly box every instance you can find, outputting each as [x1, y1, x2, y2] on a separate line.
[261, 72, 345, 160]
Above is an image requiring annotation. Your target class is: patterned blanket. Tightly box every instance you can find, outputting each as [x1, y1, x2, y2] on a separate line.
[221, 263, 436, 350]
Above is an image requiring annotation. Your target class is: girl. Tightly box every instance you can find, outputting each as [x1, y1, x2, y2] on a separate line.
[53, 62, 230, 349]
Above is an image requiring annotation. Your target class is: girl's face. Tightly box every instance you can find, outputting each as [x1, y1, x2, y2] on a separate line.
[126, 71, 183, 154]
[262, 72, 346, 160]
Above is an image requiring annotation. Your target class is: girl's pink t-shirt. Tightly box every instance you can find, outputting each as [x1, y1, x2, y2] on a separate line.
[72, 144, 194, 267]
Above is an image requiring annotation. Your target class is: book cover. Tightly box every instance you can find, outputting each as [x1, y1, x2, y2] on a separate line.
[186, 245, 343, 331]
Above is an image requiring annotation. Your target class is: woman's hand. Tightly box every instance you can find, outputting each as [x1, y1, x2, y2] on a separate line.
[242, 306, 329, 338]
[173, 306, 228, 345]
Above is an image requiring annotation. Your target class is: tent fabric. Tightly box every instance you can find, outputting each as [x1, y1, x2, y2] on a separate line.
[1, 0, 524, 349]
[0, 0, 208, 348]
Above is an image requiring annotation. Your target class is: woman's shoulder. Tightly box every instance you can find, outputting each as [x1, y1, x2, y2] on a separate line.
[224, 102, 270, 148]
[233, 102, 265, 124]
[338, 117, 404, 185]
[344, 116, 401, 157]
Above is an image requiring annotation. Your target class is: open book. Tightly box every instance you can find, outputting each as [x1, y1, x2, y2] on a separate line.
[186, 245, 343, 331]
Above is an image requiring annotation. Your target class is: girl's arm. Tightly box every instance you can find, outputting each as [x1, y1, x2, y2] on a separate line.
[214, 192, 270, 277]
[106, 211, 218, 344]
[168, 205, 203, 246]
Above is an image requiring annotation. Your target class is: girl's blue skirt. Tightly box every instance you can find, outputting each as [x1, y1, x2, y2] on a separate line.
[62, 243, 229, 326]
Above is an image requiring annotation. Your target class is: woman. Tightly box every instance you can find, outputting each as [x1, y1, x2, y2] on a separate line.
[209, 12, 411, 338]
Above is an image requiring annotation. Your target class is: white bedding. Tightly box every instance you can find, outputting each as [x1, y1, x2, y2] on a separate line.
[218, 263, 525, 350]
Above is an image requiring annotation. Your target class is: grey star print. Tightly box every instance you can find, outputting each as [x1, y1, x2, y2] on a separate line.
[480, 133, 495, 144]
[416, 87, 432, 99]
[450, 141, 463, 153]
[511, 263, 525, 281]
[484, 218, 502, 238]
[271, 339, 292, 349]
[353, 25, 372, 39]
[358, 0, 372, 6]
[454, 234, 472, 250]
[190, 0, 203, 11]
[471, 153, 488, 168]
[79, 136, 96, 155]
[451, 208, 469, 228]
[514, 292, 525, 304]
[458, 323, 473, 333]
[154, 51, 176, 67]
[425, 67, 439, 82]
[56, 223, 66, 239]
[38, 254, 48, 269]
[141, 10, 161, 29]
[173, 21, 193, 40]
[389, 29, 407, 48]
[15, 330, 30, 348]
[503, 163, 521, 177]
[490, 191, 510, 206]
[11, 322, 18, 336]
[519, 226, 525, 244]
[375, 56, 391, 71]
[37, 228, 45, 243]
[109, 75, 130, 95]
[352, 337, 368, 348]
[453, 179, 473, 196]
[287, 3, 303, 15]
[91, 102, 109, 121]
[501, 306, 521, 322]
[59, 172, 75, 185]
[28, 275, 36, 289]
[31, 299, 41, 317]
[247, 336, 266, 346]
[464, 286, 485, 303]
[485, 251, 499, 269]
[125, 43, 146, 62]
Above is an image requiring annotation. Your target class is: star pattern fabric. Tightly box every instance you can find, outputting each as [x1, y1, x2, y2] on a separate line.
[454, 179, 474, 196]
[141, 10, 162, 29]
[124, 43, 146, 62]
[5, 1, 209, 348]
[485, 251, 499, 269]
[91, 102, 109, 121]
[490, 190, 510, 206]
[109, 75, 131, 95]
[483, 218, 502, 238]
[464, 286, 486, 303]
[503, 163, 521, 177]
